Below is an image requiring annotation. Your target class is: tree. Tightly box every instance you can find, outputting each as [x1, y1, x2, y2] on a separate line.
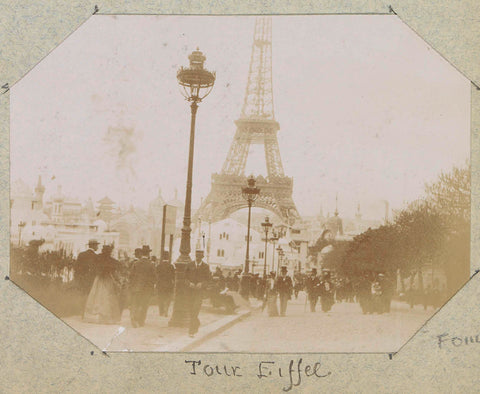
[340, 163, 470, 297]
[394, 201, 446, 273]
[321, 240, 350, 271]
[425, 163, 470, 227]
[339, 225, 402, 277]
[425, 163, 470, 293]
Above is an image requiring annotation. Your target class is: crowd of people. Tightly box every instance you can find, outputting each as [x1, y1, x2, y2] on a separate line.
[289, 269, 449, 315]
[207, 266, 298, 317]
[74, 239, 228, 337]
[76, 240, 449, 327]
[13, 238, 450, 338]
[75, 240, 176, 328]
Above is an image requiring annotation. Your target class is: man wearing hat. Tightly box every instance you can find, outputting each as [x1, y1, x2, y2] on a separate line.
[275, 266, 293, 317]
[129, 245, 156, 327]
[185, 249, 211, 337]
[305, 268, 321, 312]
[75, 239, 100, 312]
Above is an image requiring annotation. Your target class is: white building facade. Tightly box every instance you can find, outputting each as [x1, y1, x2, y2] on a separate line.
[11, 177, 119, 258]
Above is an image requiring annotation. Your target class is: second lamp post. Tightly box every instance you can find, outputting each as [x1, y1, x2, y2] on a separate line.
[270, 231, 279, 272]
[276, 246, 284, 274]
[241, 175, 260, 273]
[261, 216, 272, 277]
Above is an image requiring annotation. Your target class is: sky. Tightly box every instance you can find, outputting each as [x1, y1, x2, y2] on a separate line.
[10, 15, 470, 221]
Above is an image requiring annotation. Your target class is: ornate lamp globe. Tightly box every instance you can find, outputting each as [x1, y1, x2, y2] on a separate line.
[242, 175, 260, 202]
[261, 216, 272, 232]
[177, 48, 216, 102]
[270, 231, 279, 242]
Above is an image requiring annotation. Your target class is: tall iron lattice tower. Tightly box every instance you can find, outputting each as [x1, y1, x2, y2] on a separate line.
[195, 17, 300, 224]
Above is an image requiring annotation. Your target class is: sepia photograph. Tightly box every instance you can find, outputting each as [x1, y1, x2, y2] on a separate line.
[9, 14, 470, 353]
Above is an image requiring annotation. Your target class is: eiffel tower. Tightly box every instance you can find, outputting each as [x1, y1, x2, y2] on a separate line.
[196, 16, 300, 225]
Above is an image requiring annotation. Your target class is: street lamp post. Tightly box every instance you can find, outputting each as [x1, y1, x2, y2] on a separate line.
[261, 216, 272, 277]
[169, 48, 215, 328]
[241, 175, 260, 274]
[270, 231, 279, 272]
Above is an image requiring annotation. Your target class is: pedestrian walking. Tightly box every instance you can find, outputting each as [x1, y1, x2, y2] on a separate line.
[83, 244, 121, 324]
[231, 271, 240, 292]
[115, 256, 131, 314]
[257, 275, 266, 300]
[293, 270, 303, 299]
[305, 268, 320, 312]
[407, 284, 417, 309]
[371, 274, 384, 314]
[225, 271, 234, 289]
[319, 269, 335, 313]
[275, 266, 293, 317]
[155, 256, 175, 317]
[265, 271, 279, 317]
[75, 239, 99, 314]
[379, 273, 393, 313]
[357, 272, 373, 314]
[344, 277, 354, 302]
[129, 245, 156, 327]
[185, 249, 211, 337]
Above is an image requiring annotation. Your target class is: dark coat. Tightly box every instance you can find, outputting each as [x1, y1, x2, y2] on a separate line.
[275, 275, 293, 297]
[75, 249, 98, 291]
[305, 275, 321, 296]
[97, 254, 119, 277]
[319, 279, 334, 297]
[156, 261, 175, 292]
[357, 277, 372, 297]
[185, 261, 211, 293]
[129, 257, 156, 294]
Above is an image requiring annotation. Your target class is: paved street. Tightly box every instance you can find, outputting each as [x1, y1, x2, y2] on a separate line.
[63, 303, 248, 352]
[193, 291, 436, 353]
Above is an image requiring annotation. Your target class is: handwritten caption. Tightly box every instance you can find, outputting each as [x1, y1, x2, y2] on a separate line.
[185, 358, 331, 392]
[437, 333, 480, 348]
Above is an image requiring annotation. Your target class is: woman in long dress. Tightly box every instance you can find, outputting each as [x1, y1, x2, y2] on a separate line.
[83, 244, 121, 324]
[266, 272, 279, 317]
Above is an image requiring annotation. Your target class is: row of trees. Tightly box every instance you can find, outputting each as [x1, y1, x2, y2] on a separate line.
[316, 163, 470, 295]
[11, 239, 75, 279]
[10, 240, 79, 316]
